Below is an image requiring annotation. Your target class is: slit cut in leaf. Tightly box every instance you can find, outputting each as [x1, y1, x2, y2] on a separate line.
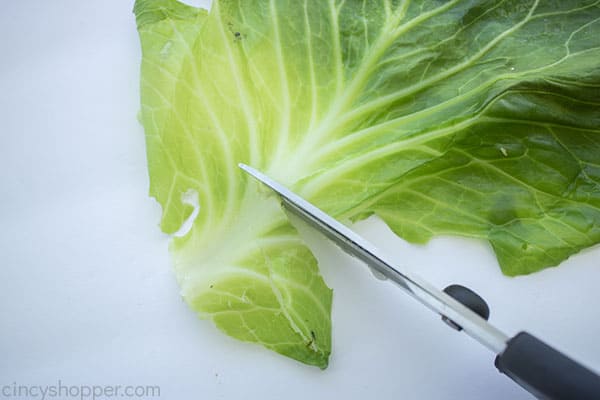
[135, 0, 600, 367]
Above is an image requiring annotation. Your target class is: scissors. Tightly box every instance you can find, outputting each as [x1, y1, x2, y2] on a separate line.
[240, 163, 600, 400]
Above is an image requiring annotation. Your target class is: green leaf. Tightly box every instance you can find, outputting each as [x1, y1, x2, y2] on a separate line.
[135, 0, 600, 366]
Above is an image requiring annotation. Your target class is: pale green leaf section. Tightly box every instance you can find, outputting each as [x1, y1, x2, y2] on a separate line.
[135, 0, 332, 368]
[135, 0, 600, 367]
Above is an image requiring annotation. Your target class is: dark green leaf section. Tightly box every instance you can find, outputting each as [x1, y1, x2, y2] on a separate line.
[295, 1, 600, 275]
[366, 80, 600, 275]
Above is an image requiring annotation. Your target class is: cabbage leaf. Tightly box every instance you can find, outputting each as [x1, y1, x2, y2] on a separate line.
[134, 0, 600, 368]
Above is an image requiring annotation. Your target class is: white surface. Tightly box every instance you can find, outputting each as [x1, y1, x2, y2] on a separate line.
[1, 1, 599, 399]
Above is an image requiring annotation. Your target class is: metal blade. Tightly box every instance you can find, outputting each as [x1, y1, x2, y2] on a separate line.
[239, 163, 509, 354]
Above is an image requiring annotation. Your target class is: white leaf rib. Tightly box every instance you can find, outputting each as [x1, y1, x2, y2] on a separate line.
[303, 1, 319, 131]
[213, 2, 261, 165]
[168, 17, 242, 227]
[344, 1, 539, 122]
[328, 0, 344, 96]
[263, 248, 310, 345]
[269, 0, 293, 168]
[302, 116, 480, 196]
[290, 0, 461, 163]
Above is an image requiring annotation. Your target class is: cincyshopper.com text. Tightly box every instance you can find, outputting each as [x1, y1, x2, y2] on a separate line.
[1, 381, 160, 400]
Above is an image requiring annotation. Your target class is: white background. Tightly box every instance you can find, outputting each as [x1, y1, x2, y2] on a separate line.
[1, 1, 599, 399]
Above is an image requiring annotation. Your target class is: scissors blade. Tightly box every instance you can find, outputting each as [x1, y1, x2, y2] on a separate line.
[239, 163, 509, 354]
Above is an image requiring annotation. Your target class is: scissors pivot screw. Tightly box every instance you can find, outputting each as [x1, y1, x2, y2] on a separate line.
[441, 284, 490, 331]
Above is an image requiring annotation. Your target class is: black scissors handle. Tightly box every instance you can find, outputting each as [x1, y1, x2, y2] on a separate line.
[495, 332, 600, 399]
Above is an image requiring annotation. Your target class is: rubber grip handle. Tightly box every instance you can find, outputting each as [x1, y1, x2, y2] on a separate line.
[495, 332, 600, 399]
